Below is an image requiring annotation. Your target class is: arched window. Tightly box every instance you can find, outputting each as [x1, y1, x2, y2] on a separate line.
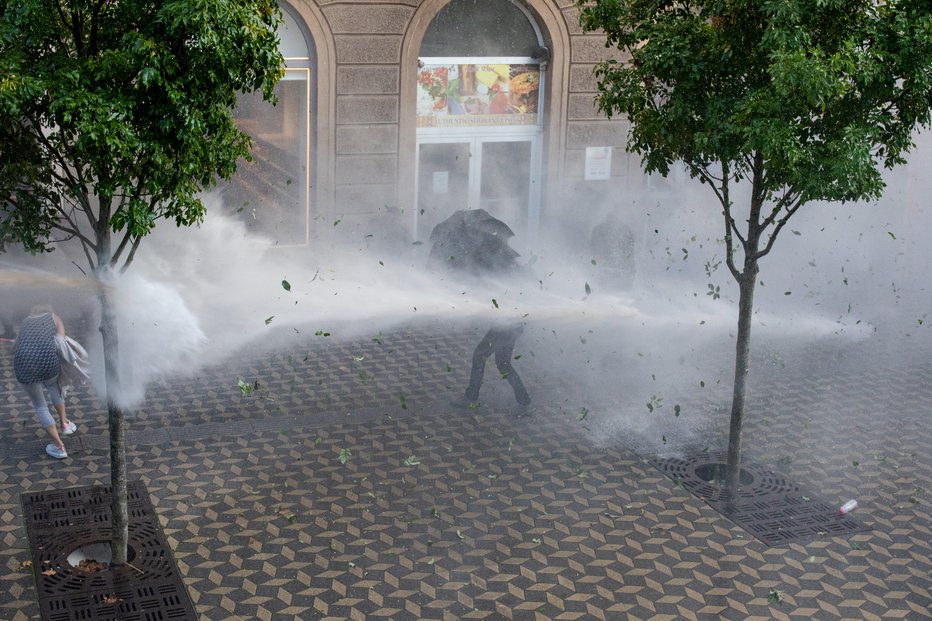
[224, 3, 315, 246]
[414, 0, 545, 248]
[421, 0, 542, 57]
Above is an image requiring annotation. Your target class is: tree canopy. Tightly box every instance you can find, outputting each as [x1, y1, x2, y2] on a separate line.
[578, 0, 932, 259]
[0, 0, 285, 268]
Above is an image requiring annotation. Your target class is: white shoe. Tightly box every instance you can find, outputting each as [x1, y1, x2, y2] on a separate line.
[46, 443, 68, 459]
[62, 421, 77, 435]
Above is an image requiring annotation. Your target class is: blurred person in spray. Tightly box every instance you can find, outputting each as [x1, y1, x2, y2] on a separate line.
[462, 322, 530, 407]
[13, 304, 76, 459]
[427, 209, 532, 410]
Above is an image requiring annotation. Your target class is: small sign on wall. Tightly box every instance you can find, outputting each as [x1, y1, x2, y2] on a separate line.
[433, 171, 449, 194]
[584, 146, 612, 181]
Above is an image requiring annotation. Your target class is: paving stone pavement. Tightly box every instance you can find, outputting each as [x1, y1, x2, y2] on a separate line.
[0, 315, 929, 620]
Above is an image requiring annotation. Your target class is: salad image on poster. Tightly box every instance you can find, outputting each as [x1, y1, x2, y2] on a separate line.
[417, 63, 540, 127]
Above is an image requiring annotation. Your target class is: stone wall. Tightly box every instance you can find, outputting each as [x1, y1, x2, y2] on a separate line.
[300, 0, 638, 242]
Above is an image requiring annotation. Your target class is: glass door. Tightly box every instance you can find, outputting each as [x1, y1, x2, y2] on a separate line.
[415, 57, 543, 245]
[479, 140, 533, 237]
[416, 142, 472, 243]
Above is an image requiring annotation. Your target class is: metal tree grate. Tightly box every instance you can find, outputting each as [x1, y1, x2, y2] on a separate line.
[651, 450, 872, 546]
[21, 480, 198, 621]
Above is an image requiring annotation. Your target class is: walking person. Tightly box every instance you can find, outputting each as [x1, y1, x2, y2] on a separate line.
[13, 304, 76, 459]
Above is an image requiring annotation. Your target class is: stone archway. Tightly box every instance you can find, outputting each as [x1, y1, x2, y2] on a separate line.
[399, 0, 570, 247]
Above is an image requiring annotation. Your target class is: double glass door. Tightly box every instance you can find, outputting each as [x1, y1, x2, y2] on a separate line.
[415, 134, 540, 245]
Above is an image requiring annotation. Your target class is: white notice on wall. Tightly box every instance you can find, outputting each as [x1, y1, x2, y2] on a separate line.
[433, 171, 449, 194]
[584, 146, 613, 181]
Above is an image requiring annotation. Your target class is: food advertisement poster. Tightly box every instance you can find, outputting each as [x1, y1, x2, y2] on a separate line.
[417, 63, 540, 127]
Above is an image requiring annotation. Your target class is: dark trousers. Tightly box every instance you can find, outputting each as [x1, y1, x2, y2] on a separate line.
[465, 325, 530, 405]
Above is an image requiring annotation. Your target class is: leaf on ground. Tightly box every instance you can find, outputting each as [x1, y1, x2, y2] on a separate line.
[338, 448, 351, 465]
[103, 595, 124, 604]
[403, 455, 421, 467]
[41, 568, 56, 576]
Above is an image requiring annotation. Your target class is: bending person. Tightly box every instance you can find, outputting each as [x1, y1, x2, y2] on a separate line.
[13, 305, 76, 459]
[463, 322, 530, 407]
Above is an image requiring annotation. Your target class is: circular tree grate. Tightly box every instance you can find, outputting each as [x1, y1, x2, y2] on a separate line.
[651, 449, 871, 546]
[21, 481, 198, 621]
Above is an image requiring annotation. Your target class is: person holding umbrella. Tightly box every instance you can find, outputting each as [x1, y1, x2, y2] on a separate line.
[428, 209, 532, 409]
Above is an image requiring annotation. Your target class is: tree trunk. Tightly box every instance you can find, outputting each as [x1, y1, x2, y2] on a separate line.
[724, 262, 758, 501]
[99, 289, 129, 565]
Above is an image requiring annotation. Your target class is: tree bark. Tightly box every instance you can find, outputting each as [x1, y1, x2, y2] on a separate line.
[99, 289, 129, 565]
[724, 265, 757, 501]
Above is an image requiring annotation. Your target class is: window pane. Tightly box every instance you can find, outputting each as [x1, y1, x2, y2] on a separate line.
[224, 71, 309, 245]
[480, 141, 531, 232]
[417, 142, 472, 239]
[421, 0, 539, 57]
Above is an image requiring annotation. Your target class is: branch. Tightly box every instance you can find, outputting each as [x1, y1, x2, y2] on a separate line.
[119, 235, 143, 273]
[760, 186, 796, 230]
[111, 227, 133, 266]
[757, 195, 804, 260]
[719, 162, 742, 281]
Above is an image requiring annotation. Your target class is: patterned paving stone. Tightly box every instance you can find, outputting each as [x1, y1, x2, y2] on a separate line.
[0, 320, 930, 620]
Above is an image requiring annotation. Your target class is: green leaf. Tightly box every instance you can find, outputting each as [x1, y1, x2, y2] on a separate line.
[403, 455, 420, 467]
[281, 279, 291, 291]
[491, 298, 499, 309]
[338, 448, 351, 465]
[265, 316, 274, 325]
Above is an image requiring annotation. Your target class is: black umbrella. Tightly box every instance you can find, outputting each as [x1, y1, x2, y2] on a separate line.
[428, 209, 519, 275]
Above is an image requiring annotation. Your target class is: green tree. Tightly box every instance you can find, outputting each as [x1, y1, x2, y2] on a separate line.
[0, 0, 284, 562]
[577, 0, 932, 495]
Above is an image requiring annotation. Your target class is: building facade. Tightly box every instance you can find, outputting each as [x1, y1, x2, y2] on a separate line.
[224, 0, 643, 252]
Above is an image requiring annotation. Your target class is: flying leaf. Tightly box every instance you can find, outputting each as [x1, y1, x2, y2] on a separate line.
[492, 298, 499, 309]
[887, 231, 896, 239]
[674, 404, 681, 417]
[265, 315, 274, 325]
[281, 279, 291, 291]
[585, 282, 592, 295]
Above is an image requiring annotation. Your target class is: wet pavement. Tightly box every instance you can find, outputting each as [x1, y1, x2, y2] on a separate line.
[0, 313, 929, 620]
